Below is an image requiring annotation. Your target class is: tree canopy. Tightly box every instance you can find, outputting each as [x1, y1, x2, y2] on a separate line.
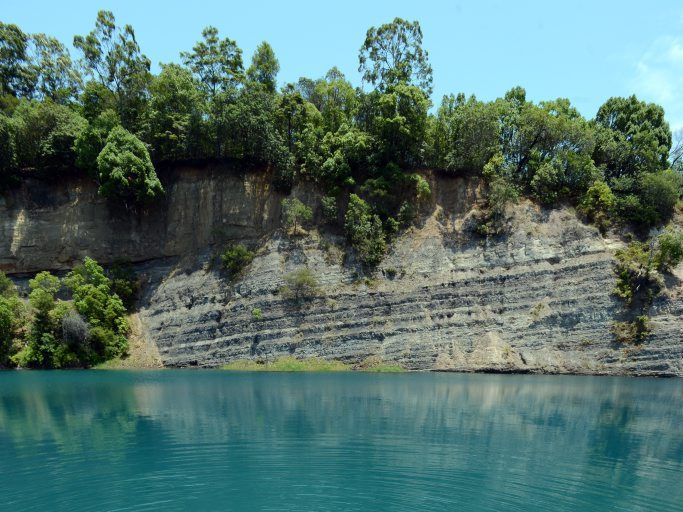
[0, 14, 679, 241]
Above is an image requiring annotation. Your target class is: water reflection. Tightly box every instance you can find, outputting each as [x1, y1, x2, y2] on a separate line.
[1, 371, 682, 511]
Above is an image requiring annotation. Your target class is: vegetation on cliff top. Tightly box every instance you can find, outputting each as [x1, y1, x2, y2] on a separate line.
[1, 13, 680, 254]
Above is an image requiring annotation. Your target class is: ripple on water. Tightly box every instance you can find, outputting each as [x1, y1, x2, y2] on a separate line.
[1, 371, 682, 511]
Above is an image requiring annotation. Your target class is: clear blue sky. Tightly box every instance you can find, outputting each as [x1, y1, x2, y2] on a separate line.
[4, 0, 683, 129]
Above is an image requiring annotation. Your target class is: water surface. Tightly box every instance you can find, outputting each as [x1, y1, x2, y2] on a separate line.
[1, 371, 682, 511]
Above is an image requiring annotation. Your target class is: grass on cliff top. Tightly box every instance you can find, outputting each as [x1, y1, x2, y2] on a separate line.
[221, 356, 405, 372]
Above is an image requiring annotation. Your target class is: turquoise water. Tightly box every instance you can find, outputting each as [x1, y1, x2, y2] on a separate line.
[1, 372, 682, 511]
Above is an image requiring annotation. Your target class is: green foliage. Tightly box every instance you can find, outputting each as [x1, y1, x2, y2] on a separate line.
[221, 244, 255, 278]
[74, 108, 119, 172]
[251, 308, 262, 320]
[96, 125, 164, 203]
[593, 95, 671, 180]
[369, 83, 430, 167]
[636, 170, 682, 225]
[0, 299, 15, 365]
[530, 152, 599, 205]
[12, 99, 86, 169]
[107, 261, 139, 310]
[281, 197, 313, 234]
[307, 67, 357, 133]
[359, 18, 432, 94]
[344, 194, 386, 266]
[148, 64, 203, 161]
[182, 26, 243, 97]
[611, 317, 650, 344]
[0, 113, 17, 176]
[226, 82, 291, 174]
[475, 154, 519, 236]
[80, 80, 116, 121]
[428, 94, 500, 172]
[411, 173, 431, 202]
[247, 42, 279, 93]
[321, 195, 338, 223]
[1, 16, 681, 240]
[280, 268, 319, 302]
[0, 272, 26, 367]
[613, 242, 658, 306]
[16, 271, 65, 368]
[579, 180, 616, 232]
[64, 257, 129, 362]
[0, 22, 32, 97]
[655, 228, 683, 271]
[73, 10, 151, 131]
[27, 33, 82, 104]
[182, 25, 243, 158]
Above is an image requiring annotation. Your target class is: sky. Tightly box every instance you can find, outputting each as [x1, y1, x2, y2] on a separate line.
[4, 0, 683, 130]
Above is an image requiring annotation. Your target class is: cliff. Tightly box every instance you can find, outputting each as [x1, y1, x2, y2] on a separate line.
[2, 165, 681, 375]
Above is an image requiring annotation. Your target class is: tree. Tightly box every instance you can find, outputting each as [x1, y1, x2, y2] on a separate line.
[73, 10, 151, 130]
[310, 67, 357, 133]
[12, 99, 86, 169]
[0, 113, 17, 177]
[593, 95, 671, 179]
[281, 197, 312, 234]
[0, 22, 32, 97]
[226, 82, 291, 170]
[182, 26, 244, 158]
[359, 18, 433, 94]
[64, 257, 128, 361]
[182, 26, 243, 97]
[428, 93, 500, 172]
[247, 42, 279, 93]
[0, 299, 14, 366]
[80, 80, 117, 121]
[96, 125, 164, 204]
[0, 271, 25, 367]
[344, 194, 386, 266]
[74, 108, 119, 173]
[20, 271, 63, 368]
[671, 128, 683, 172]
[277, 83, 315, 154]
[148, 63, 203, 161]
[369, 83, 430, 167]
[637, 169, 682, 225]
[27, 34, 81, 103]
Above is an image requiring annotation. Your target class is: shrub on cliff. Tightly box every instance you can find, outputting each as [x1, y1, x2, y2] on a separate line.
[655, 228, 683, 272]
[579, 180, 616, 232]
[344, 194, 386, 266]
[96, 126, 164, 205]
[221, 244, 255, 279]
[279, 268, 319, 302]
[281, 197, 312, 235]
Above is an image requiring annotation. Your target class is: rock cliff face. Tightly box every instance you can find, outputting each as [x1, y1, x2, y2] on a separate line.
[2, 166, 681, 375]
